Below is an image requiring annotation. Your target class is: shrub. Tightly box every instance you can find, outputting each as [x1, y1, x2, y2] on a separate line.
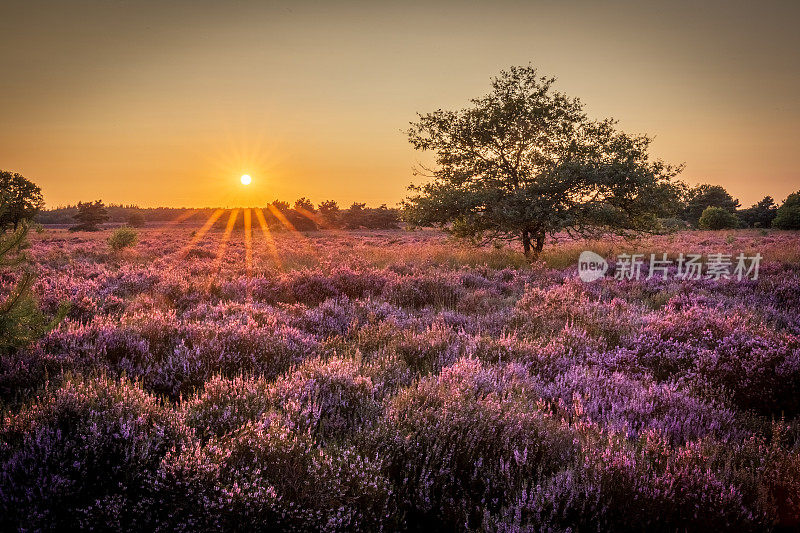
[182, 375, 272, 441]
[152, 414, 394, 531]
[487, 432, 761, 531]
[376, 359, 577, 529]
[269, 357, 381, 443]
[108, 226, 138, 251]
[699, 206, 740, 230]
[127, 212, 146, 228]
[0, 376, 191, 531]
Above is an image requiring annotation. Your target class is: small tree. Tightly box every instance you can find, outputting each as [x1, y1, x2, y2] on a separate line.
[0, 171, 44, 232]
[318, 200, 341, 227]
[772, 191, 800, 230]
[0, 195, 66, 355]
[683, 184, 740, 226]
[108, 227, 139, 251]
[698, 206, 739, 230]
[70, 200, 109, 232]
[404, 65, 681, 258]
[270, 200, 291, 213]
[738, 196, 777, 228]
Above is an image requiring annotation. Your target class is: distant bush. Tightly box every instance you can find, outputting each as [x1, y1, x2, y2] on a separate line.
[698, 206, 740, 230]
[127, 211, 146, 227]
[108, 226, 138, 251]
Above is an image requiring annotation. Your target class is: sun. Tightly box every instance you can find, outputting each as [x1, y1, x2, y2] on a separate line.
[240, 174, 252, 185]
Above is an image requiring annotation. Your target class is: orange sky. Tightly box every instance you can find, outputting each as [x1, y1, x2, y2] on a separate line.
[1, 0, 798, 208]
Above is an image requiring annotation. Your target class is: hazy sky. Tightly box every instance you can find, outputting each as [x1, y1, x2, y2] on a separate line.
[1, 0, 798, 208]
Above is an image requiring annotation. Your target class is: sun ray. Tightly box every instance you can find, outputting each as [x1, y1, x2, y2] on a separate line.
[179, 208, 225, 257]
[266, 203, 298, 232]
[265, 204, 319, 259]
[254, 208, 282, 270]
[244, 208, 253, 278]
[207, 208, 239, 289]
[293, 206, 329, 229]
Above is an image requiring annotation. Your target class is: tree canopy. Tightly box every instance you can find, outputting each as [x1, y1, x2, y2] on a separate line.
[738, 196, 777, 228]
[772, 191, 800, 230]
[683, 184, 740, 226]
[71, 200, 109, 232]
[403, 65, 681, 257]
[0, 171, 44, 232]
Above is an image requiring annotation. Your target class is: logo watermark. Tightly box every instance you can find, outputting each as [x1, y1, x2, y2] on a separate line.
[577, 252, 761, 282]
[578, 251, 608, 282]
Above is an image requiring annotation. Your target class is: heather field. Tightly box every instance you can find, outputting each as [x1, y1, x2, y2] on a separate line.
[2, 226, 800, 531]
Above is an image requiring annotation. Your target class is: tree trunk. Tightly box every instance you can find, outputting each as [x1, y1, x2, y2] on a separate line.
[534, 233, 545, 256]
[522, 229, 545, 261]
[522, 229, 532, 258]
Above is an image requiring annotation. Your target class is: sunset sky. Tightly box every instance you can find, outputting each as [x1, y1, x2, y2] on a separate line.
[1, 0, 798, 209]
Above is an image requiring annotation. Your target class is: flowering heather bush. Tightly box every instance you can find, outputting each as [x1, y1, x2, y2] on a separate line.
[377, 359, 577, 529]
[0, 375, 191, 531]
[487, 431, 762, 531]
[182, 374, 272, 441]
[153, 414, 394, 532]
[1, 227, 799, 530]
[269, 357, 380, 443]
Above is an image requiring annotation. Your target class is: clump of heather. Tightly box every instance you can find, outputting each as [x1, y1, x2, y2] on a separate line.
[376, 359, 577, 529]
[487, 431, 763, 532]
[269, 357, 381, 443]
[0, 375, 191, 531]
[182, 374, 272, 441]
[153, 414, 395, 532]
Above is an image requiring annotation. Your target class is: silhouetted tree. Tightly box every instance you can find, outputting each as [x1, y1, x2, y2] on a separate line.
[317, 200, 341, 227]
[70, 200, 109, 232]
[773, 191, 800, 230]
[341, 203, 400, 229]
[683, 184, 740, 226]
[270, 200, 290, 213]
[404, 65, 681, 258]
[0, 171, 44, 232]
[294, 197, 316, 213]
[739, 196, 777, 228]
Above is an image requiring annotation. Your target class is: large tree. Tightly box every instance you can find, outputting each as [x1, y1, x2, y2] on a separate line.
[403, 66, 681, 258]
[0, 171, 44, 232]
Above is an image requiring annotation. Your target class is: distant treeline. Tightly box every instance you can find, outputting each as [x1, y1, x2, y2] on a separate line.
[35, 200, 402, 231]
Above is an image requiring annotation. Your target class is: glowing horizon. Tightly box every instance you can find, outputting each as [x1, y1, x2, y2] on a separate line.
[1, 1, 798, 209]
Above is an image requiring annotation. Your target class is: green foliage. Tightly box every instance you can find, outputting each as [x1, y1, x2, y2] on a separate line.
[739, 196, 777, 228]
[70, 200, 109, 232]
[0, 224, 67, 354]
[0, 171, 44, 232]
[108, 226, 139, 251]
[404, 65, 682, 258]
[684, 184, 740, 226]
[772, 191, 800, 230]
[698, 206, 740, 230]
